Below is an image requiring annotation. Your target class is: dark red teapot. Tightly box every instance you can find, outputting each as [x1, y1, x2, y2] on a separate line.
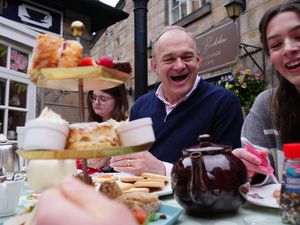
[171, 134, 249, 215]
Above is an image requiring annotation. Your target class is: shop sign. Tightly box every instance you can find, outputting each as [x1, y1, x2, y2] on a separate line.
[0, 0, 62, 35]
[196, 21, 240, 74]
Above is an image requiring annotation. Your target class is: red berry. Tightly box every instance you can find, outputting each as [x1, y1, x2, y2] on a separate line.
[78, 57, 95, 66]
[96, 57, 113, 68]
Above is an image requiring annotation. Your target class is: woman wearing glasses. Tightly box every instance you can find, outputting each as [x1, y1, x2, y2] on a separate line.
[87, 83, 129, 123]
[77, 84, 129, 173]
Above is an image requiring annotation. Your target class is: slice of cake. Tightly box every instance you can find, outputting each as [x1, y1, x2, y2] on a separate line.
[66, 119, 123, 150]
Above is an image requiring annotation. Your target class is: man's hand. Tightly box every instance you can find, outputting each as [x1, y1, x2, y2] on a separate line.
[110, 151, 166, 175]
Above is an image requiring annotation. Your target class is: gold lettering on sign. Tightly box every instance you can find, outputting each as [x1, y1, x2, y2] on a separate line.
[201, 35, 227, 54]
[206, 50, 221, 60]
[0, 0, 8, 14]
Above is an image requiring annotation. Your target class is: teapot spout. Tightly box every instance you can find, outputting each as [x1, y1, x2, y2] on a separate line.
[190, 152, 207, 204]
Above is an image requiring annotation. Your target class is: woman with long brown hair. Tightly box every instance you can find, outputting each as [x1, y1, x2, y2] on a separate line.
[233, 0, 300, 185]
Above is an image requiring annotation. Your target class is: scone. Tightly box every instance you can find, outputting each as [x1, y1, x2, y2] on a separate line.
[57, 40, 83, 67]
[28, 34, 64, 81]
[28, 34, 83, 82]
[66, 121, 120, 150]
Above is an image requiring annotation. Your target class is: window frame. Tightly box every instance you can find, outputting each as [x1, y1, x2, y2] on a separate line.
[0, 66, 36, 138]
[167, 0, 211, 26]
[168, 0, 202, 24]
[0, 17, 38, 139]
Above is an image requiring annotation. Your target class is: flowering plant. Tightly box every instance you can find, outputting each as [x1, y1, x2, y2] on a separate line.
[217, 69, 266, 115]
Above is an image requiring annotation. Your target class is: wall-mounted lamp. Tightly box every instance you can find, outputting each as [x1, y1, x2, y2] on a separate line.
[224, 0, 265, 74]
[224, 0, 246, 21]
[147, 40, 153, 59]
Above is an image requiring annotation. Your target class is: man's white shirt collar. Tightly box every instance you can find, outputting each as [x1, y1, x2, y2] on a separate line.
[155, 76, 201, 115]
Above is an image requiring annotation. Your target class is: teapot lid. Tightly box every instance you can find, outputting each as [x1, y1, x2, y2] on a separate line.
[198, 134, 211, 147]
[184, 134, 231, 153]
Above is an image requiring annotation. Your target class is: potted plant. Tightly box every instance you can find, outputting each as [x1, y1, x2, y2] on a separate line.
[217, 68, 266, 116]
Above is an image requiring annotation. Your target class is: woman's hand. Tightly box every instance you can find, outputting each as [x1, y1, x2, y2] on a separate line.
[87, 157, 110, 169]
[110, 151, 166, 175]
[232, 148, 271, 179]
[35, 177, 138, 225]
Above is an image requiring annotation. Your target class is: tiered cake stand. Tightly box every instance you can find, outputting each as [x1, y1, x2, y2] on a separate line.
[18, 66, 152, 183]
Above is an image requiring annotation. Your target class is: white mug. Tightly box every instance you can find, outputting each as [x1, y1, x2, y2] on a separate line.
[0, 179, 24, 217]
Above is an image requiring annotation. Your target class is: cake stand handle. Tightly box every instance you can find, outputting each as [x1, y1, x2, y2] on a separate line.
[72, 20, 89, 184]
[78, 78, 88, 184]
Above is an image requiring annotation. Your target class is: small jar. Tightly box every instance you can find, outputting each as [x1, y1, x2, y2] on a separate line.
[280, 143, 300, 225]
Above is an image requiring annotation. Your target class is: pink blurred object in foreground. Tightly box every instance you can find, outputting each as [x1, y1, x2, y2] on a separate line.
[241, 137, 274, 175]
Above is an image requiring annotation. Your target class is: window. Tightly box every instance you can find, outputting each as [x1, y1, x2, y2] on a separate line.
[0, 43, 8, 68]
[168, 0, 203, 24]
[0, 40, 35, 140]
[10, 48, 29, 73]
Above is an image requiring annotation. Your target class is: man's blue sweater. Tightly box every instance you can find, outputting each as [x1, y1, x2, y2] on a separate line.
[130, 79, 243, 164]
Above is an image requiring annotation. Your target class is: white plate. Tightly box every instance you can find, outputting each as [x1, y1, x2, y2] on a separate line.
[0, 211, 17, 218]
[3, 213, 30, 225]
[93, 172, 173, 197]
[243, 184, 281, 208]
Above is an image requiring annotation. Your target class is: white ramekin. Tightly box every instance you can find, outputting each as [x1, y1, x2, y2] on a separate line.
[23, 120, 69, 150]
[116, 117, 155, 146]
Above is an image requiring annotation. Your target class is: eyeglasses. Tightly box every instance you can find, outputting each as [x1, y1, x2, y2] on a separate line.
[89, 94, 112, 103]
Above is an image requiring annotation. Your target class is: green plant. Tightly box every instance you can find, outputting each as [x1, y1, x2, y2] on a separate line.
[217, 69, 266, 115]
[15, 83, 27, 95]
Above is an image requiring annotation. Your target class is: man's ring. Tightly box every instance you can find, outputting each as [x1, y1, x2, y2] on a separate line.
[126, 159, 132, 167]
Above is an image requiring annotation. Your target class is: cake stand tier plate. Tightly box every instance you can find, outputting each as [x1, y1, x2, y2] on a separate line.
[17, 142, 152, 160]
[30, 66, 130, 91]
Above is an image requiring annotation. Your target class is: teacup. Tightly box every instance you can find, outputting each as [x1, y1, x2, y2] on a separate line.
[0, 179, 24, 217]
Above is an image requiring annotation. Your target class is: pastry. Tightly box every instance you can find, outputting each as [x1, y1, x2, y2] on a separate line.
[57, 40, 83, 67]
[28, 34, 63, 81]
[66, 120, 120, 150]
[28, 34, 83, 82]
[141, 173, 170, 182]
[116, 192, 161, 213]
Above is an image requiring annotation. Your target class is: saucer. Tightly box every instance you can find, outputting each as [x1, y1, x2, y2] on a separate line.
[0, 210, 17, 218]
